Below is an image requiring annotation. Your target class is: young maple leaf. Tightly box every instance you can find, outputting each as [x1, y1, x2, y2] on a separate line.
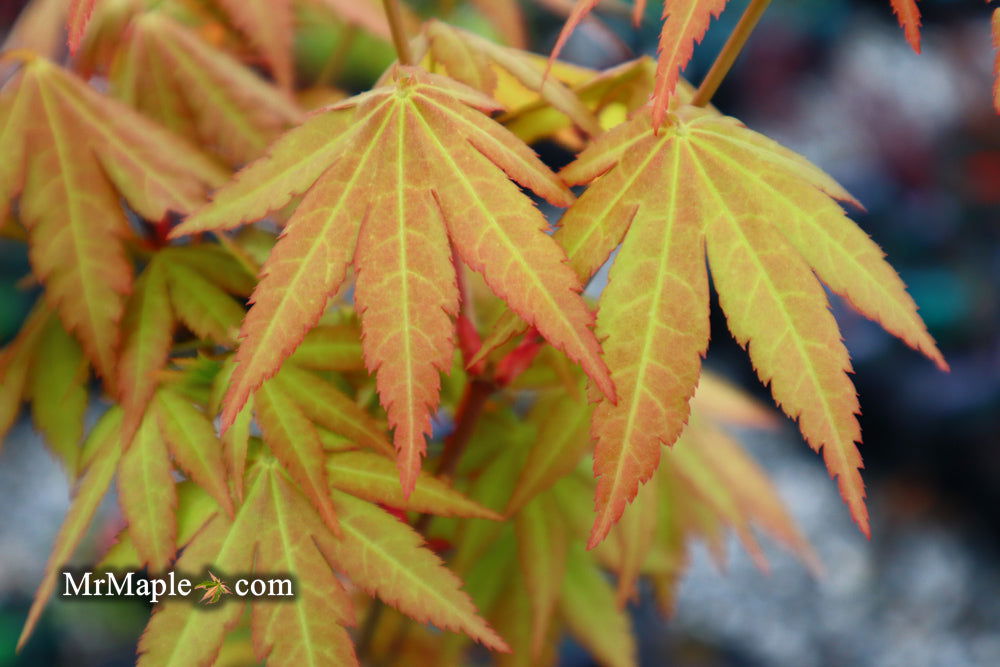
[194, 571, 233, 604]
[214, 0, 294, 90]
[119, 408, 177, 572]
[0, 54, 226, 385]
[173, 66, 615, 496]
[118, 247, 250, 449]
[558, 105, 946, 547]
[67, 0, 99, 53]
[110, 12, 303, 166]
[420, 20, 601, 136]
[136, 457, 506, 666]
[1, 301, 92, 476]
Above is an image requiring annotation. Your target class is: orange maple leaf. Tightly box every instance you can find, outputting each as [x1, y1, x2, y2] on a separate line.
[889, 0, 922, 53]
[67, 0, 98, 53]
[557, 105, 945, 546]
[173, 67, 615, 496]
[0, 55, 225, 385]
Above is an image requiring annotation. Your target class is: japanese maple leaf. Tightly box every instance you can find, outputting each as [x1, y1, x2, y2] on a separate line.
[557, 105, 945, 546]
[214, 0, 294, 90]
[136, 457, 507, 666]
[118, 246, 250, 447]
[110, 12, 303, 166]
[420, 20, 601, 136]
[0, 54, 226, 385]
[173, 66, 615, 496]
[67, 0, 393, 86]
[67, 0, 98, 53]
[215, 0, 399, 90]
[194, 571, 232, 604]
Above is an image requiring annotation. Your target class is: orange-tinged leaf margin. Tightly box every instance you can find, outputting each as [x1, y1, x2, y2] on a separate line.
[215, 0, 294, 90]
[118, 258, 174, 449]
[154, 389, 235, 517]
[547, 0, 601, 73]
[67, 0, 98, 54]
[256, 378, 341, 535]
[118, 409, 177, 570]
[210, 106, 388, 432]
[890, 0, 922, 53]
[651, 0, 729, 128]
[326, 450, 503, 520]
[318, 489, 510, 653]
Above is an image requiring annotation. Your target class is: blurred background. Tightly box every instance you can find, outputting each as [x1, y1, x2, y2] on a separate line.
[1, 0, 998, 665]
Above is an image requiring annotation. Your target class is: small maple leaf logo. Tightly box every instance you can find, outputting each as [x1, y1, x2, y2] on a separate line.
[193, 572, 232, 605]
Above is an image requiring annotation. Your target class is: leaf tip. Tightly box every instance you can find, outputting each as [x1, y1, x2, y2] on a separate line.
[586, 507, 617, 551]
[929, 349, 950, 374]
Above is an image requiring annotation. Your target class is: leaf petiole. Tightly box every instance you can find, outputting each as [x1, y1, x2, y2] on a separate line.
[382, 0, 413, 66]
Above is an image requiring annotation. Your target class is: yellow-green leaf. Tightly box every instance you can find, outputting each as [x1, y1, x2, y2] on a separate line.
[288, 322, 365, 372]
[250, 462, 357, 666]
[274, 363, 393, 457]
[110, 12, 302, 165]
[118, 257, 174, 449]
[137, 464, 269, 667]
[560, 105, 943, 542]
[0, 304, 48, 443]
[164, 259, 245, 344]
[560, 542, 635, 667]
[255, 378, 340, 534]
[326, 450, 502, 519]
[29, 315, 89, 474]
[505, 386, 592, 516]
[118, 409, 176, 571]
[174, 68, 613, 495]
[154, 388, 234, 517]
[514, 494, 567, 658]
[317, 489, 509, 653]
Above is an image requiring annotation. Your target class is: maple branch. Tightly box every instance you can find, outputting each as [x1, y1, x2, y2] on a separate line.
[436, 378, 495, 479]
[382, 0, 413, 66]
[691, 0, 772, 107]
